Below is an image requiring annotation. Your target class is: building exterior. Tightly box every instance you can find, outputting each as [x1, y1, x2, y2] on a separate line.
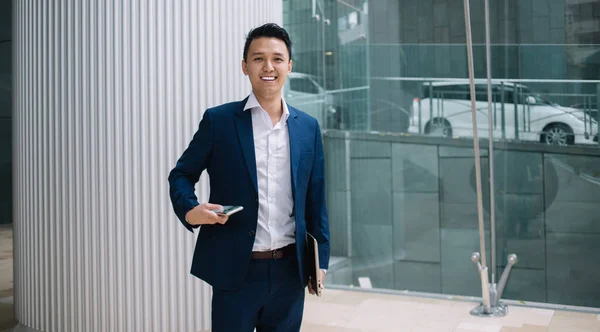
[283, 0, 600, 309]
[0, 0, 12, 226]
[10, 1, 281, 331]
[2, 1, 600, 331]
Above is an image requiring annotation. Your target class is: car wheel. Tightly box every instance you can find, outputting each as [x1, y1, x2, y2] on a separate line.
[541, 123, 574, 145]
[425, 118, 452, 138]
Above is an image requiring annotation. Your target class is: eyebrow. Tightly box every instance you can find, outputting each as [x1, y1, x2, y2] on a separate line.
[251, 52, 285, 57]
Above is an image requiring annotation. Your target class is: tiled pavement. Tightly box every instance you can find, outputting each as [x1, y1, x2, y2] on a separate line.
[1, 226, 599, 332]
[302, 289, 600, 331]
[0, 225, 16, 331]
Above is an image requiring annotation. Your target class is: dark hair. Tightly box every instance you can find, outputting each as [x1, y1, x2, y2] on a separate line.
[243, 23, 292, 61]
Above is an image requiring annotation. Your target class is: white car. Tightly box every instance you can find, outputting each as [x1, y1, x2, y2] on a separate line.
[283, 72, 337, 127]
[408, 82, 598, 145]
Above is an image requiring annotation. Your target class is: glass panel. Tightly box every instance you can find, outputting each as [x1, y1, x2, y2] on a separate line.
[0, 36, 11, 225]
[285, 0, 600, 309]
[290, 77, 320, 94]
[543, 154, 600, 307]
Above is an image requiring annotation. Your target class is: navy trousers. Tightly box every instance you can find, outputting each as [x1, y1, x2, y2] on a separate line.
[211, 255, 306, 332]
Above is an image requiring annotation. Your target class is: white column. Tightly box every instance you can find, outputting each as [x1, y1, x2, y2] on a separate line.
[12, 1, 282, 331]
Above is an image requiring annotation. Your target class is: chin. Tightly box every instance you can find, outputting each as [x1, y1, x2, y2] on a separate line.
[255, 86, 283, 95]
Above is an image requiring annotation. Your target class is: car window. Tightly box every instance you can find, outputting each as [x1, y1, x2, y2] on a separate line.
[473, 85, 490, 102]
[423, 84, 550, 105]
[290, 77, 319, 94]
[501, 88, 515, 104]
[468, 84, 511, 102]
[426, 84, 492, 102]
[499, 86, 548, 105]
[426, 85, 470, 100]
[493, 86, 516, 104]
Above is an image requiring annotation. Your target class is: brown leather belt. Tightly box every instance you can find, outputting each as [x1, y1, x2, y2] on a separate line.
[251, 244, 296, 260]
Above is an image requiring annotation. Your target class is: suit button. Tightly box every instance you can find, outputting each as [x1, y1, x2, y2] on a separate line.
[249, 231, 255, 237]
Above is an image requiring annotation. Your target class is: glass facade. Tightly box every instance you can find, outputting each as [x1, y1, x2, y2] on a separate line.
[284, 0, 600, 308]
[0, 0, 12, 225]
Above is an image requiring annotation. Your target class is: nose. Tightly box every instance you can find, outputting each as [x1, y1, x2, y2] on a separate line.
[263, 60, 274, 72]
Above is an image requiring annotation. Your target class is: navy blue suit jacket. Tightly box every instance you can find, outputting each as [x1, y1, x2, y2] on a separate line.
[168, 98, 330, 290]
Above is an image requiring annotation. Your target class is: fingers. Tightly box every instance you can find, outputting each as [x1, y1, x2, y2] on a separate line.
[307, 282, 315, 295]
[216, 215, 229, 224]
[191, 203, 231, 225]
[206, 207, 228, 225]
[197, 203, 224, 224]
[206, 211, 224, 225]
[203, 202, 224, 211]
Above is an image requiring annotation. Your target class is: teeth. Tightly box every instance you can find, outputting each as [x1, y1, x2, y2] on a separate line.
[261, 77, 276, 81]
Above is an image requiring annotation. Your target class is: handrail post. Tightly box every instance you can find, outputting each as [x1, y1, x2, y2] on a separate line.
[596, 84, 600, 145]
[501, 81, 506, 139]
[464, 0, 519, 317]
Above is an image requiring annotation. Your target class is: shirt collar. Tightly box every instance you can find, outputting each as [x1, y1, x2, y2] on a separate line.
[243, 91, 290, 122]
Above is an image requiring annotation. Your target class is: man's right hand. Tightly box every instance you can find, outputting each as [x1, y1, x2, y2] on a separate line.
[185, 203, 229, 225]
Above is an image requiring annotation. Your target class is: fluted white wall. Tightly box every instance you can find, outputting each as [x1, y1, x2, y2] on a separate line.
[12, 1, 282, 331]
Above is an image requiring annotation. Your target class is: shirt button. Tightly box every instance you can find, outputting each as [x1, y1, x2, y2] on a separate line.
[249, 231, 255, 237]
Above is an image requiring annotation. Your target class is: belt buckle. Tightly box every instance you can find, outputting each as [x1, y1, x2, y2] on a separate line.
[272, 249, 283, 259]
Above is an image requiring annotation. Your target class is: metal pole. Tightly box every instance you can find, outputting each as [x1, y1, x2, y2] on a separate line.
[484, 0, 496, 284]
[429, 82, 433, 126]
[314, 0, 327, 125]
[321, 6, 326, 104]
[463, 0, 490, 311]
[463, 0, 487, 271]
[597, 84, 600, 145]
[418, 97, 422, 134]
[514, 86, 519, 139]
[365, 15, 371, 132]
[470, 1, 519, 318]
[519, 86, 529, 132]
[586, 95, 591, 135]
[501, 81, 506, 139]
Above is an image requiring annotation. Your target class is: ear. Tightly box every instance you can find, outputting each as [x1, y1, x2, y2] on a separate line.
[288, 59, 293, 74]
[241, 59, 248, 76]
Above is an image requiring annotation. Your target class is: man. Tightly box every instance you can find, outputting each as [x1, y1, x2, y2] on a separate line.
[168, 23, 330, 331]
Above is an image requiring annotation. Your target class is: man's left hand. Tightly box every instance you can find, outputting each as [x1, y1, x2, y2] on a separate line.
[308, 269, 326, 295]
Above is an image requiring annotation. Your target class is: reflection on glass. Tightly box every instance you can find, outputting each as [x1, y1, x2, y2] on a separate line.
[408, 79, 598, 146]
[284, 0, 600, 309]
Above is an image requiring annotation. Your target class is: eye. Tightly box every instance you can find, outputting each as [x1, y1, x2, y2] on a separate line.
[254, 57, 263, 61]
[275, 57, 284, 62]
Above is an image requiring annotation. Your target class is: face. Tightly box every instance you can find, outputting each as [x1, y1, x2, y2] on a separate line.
[242, 37, 292, 99]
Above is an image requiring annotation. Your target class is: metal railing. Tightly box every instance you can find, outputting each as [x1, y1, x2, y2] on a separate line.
[405, 78, 600, 146]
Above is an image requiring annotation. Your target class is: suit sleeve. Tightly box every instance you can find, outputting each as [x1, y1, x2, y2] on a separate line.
[168, 109, 214, 232]
[306, 121, 330, 270]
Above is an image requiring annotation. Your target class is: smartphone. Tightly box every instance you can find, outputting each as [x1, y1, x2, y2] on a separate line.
[212, 205, 244, 216]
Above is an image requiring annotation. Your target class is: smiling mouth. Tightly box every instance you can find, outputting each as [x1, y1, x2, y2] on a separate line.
[261, 76, 277, 81]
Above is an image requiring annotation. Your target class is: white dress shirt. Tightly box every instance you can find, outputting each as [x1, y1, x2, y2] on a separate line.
[244, 92, 296, 252]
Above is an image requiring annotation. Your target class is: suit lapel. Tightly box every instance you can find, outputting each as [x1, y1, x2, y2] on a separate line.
[234, 106, 258, 194]
[287, 105, 300, 201]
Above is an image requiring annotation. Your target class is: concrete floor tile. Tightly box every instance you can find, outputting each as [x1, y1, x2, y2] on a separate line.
[554, 310, 600, 320]
[500, 324, 548, 332]
[1, 226, 600, 331]
[303, 302, 357, 327]
[547, 315, 600, 332]
[300, 323, 363, 332]
[455, 322, 503, 332]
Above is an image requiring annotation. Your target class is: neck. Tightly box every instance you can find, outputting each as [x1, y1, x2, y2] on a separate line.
[254, 90, 283, 117]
